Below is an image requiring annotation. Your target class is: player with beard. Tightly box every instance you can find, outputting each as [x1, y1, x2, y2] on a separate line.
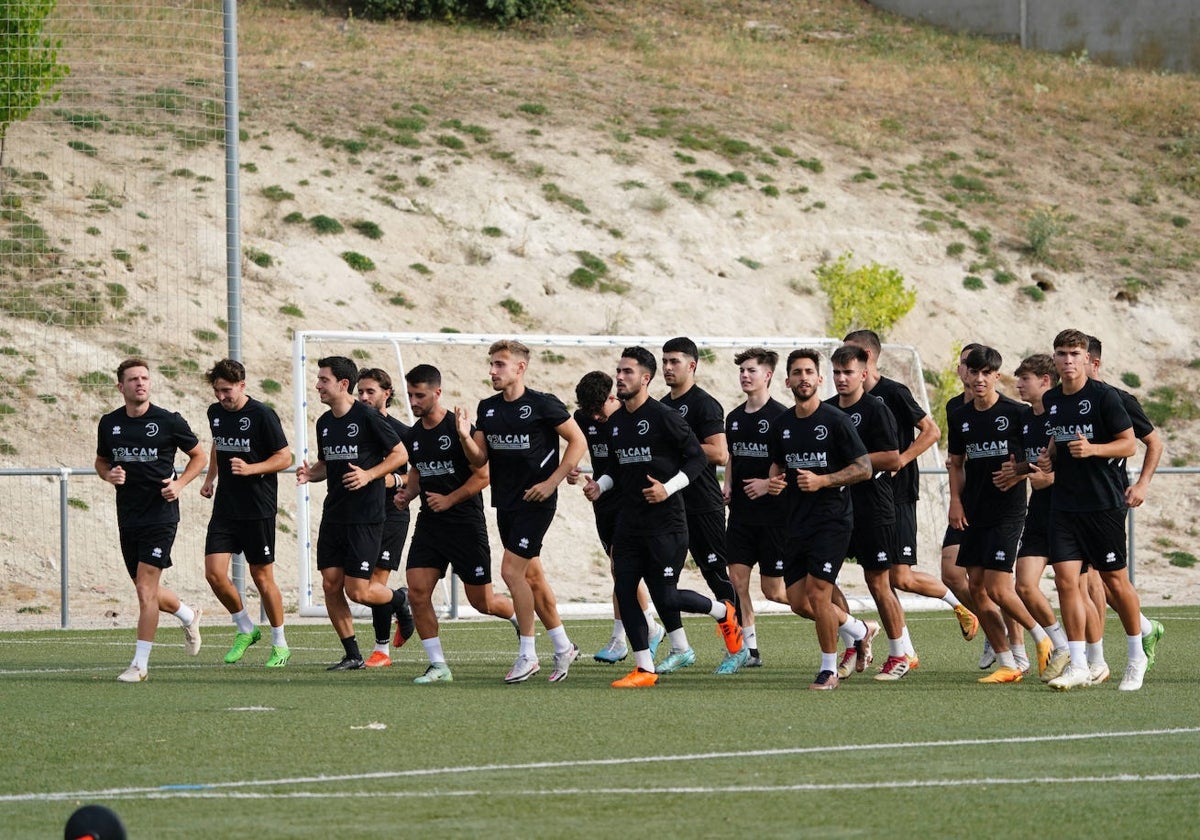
[569, 371, 665, 664]
[199, 358, 292, 668]
[459, 340, 584, 684]
[395, 364, 518, 684]
[296, 356, 410, 671]
[843, 330, 975, 667]
[1038, 329, 1147, 691]
[96, 358, 206, 682]
[583, 347, 743, 687]
[355, 368, 415, 668]
[768, 348, 873, 690]
[723, 348, 791, 669]
[660, 337, 742, 674]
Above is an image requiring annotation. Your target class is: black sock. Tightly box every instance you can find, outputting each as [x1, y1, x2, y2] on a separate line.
[371, 604, 392, 646]
[341, 635, 361, 660]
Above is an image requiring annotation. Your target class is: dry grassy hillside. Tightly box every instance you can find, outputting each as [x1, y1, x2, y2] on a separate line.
[2, 0, 1199, 621]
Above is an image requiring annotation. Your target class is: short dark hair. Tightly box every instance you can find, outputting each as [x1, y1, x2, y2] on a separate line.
[831, 344, 867, 369]
[964, 345, 1003, 373]
[621, 346, 657, 379]
[733, 347, 778, 370]
[116, 357, 150, 382]
[1087, 335, 1102, 360]
[960, 342, 983, 360]
[357, 367, 394, 406]
[206, 358, 245, 385]
[575, 371, 613, 414]
[317, 355, 358, 390]
[1053, 329, 1090, 352]
[488, 339, 530, 361]
[842, 329, 881, 356]
[786, 347, 822, 370]
[1014, 353, 1058, 383]
[405, 364, 442, 388]
[662, 336, 699, 361]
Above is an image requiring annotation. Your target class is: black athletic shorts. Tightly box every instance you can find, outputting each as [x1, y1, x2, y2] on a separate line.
[497, 505, 555, 559]
[783, 522, 851, 587]
[317, 521, 382, 580]
[611, 529, 689, 585]
[1049, 508, 1128, 572]
[725, 516, 786, 576]
[941, 524, 965, 549]
[375, 509, 411, 572]
[119, 523, 178, 578]
[1016, 508, 1050, 559]
[204, 516, 276, 564]
[893, 501, 919, 565]
[847, 522, 898, 572]
[957, 519, 1023, 572]
[407, 513, 492, 587]
[686, 508, 728, 569]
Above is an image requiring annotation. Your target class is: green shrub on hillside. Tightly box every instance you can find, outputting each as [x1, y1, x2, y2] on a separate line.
[814, 252, 915, 338]
[356, 0, 570, 25]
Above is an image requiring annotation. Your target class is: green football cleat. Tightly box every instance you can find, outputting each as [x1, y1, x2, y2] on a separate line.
[656, 647, 696, 675]
[264, 645, 291, 668]
[1142, 620, 1164, 669]
[224, 627, 262, 664]
[414, 662, 453, 684]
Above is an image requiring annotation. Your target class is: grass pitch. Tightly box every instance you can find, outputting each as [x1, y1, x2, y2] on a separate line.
[2, 607, 1198, 838]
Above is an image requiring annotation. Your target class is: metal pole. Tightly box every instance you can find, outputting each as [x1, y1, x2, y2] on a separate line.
[59, 468, 70, 629]
[223, 0, 247, 604]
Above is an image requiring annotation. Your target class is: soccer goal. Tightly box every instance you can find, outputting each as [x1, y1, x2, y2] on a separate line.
[291, 331, 936, 618]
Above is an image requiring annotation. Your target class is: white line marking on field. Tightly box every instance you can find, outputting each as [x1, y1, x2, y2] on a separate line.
[3, 726, 1197, 803]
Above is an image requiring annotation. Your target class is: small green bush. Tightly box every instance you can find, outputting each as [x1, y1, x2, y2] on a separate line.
[351, 220, 383, 240]
[261, 379, 282, 394]
[245, 247, 273, 268]
[1023, 206, 1068, 262]
[341, 251, 376, 272]
[261, 185, 294, 202]
[282, 211, 305, 224]
[1120, 372, 1142, 389]
[1020, 285, 1046, 302]
[962, 275, 985, 290]
[310, 215, 344, 235]
[814, 253, 916, 337]
[500, 297, 525, 317]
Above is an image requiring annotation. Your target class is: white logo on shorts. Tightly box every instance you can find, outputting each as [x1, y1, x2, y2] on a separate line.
[360, 561, 370, 571]
[519, 537, 529, 549]
[475, 566, 485, 577]
[663, 566, 675, 578]
[381, 551, 391, 561]
[822, 562, 832, 574]
[152, 546, 163, 558]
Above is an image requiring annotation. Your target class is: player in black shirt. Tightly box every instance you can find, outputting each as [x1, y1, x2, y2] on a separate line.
[95, 358, 206, 682]
[828, 344, 907, 681]
[199, 359, 292, 668]
[723, 348, 791, 669]
[396, 364, 518, 684]
[1038, 330, 1146, 691]
[356, 368, 416, 668]
[1083, 336, 1165, 675]
[660, 338, 741, 672]
[569, 371, 665, 664]
[296, 356, 410, 671]
[843, 330, 974, 664]
[584, 347, 743, 688]
[947, 346, 1043, 684]
[459, 340, 584, 684]
[768, 348, 872, 690]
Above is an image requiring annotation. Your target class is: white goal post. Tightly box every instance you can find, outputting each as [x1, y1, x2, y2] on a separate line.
[291, 331, 936, 618]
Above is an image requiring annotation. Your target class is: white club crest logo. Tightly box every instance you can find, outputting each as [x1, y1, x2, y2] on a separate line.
[637, 420, 650, 435]
[814, 425, 829, 441]
[678, 405, 689, 417]
[758, 419, 770, 434]
[1079, 399, 1092, 415]
[239, 416, 252, 431]
[996, 416, 1009, 431]
[146, 422, 159, 437]
[519, 405, 533, 419]
[347, 423, 360, 437]
[438, 435, 452, 450]
[850, 412, 862, 427]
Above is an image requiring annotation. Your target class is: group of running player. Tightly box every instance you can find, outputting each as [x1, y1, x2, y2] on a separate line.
[95, 327, 1162, 691]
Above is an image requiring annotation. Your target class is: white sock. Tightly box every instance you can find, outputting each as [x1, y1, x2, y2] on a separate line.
[271, 625, 287, 648]
[707, 598, 726, 620]
[668, 627, 689, 652]
[643, 608, 657, 627]
[133, 639, 152, 670]
[744, 624, 758, 650]
[889, 638, 904, 657]
[231, 609, 254, 635]
[1046, 622, 1069, 650]
[508, 614, 519, 631]
[547, 624, 572, 655]
[611, 619, 625, 640]
[840, 617, 867, 644]
[998, 649, 1017, 669]
[1068, 640, 1087, 668]
[1086, 639, 1105, 666]
[174, 604, 195, 626]
[1029, 625, 1048, 643]
[1127, 633, 1147, 662]
[634, 649, 655, 672]
[373, 642, 388, 655]
[422, 636, 445, 665]
[943, 591, 962, 608]
[901, 626, 916, 658]
[1139, 613, 1153, 636]
[820, 651, 837, 673]
[519, 635, 537, 659]
[1011, 644, 1027, 663]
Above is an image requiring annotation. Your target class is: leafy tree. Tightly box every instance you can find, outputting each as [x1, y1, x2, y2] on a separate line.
[1, 0, 69, 183]
[814, 252, 916, 339]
